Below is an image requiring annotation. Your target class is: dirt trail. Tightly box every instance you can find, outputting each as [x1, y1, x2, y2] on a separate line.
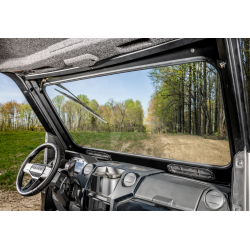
[127, 134, 231, 166]
[0, 191, 40, 211]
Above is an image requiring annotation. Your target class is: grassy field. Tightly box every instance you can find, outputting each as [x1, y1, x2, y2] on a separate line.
[0, 131, 149, 190]
[0, 131, 45, 190]
[71, 131, 149, 151]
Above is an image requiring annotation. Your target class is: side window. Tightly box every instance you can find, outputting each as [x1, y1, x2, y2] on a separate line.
[46, 61, 231, 166]
[0, 73, 44, 190]
[0, 74, 41, 131]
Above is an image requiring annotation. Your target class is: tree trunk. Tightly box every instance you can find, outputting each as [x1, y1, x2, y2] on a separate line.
[188, 64, 192, 134]
[214, 74, 219, 132]
[197, 62, 202, 135]
[181, 64, 185, 133]
[178, 79, 181, 133]
[202, 62, 207, 135]
[208, 70, 212, 134]
[193, 62, 197, 135]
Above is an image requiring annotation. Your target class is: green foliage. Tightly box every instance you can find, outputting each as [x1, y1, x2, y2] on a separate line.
[52, 94, 145, 133]
[0, 131, 45, 190]
[0, 100, 41, 131]
[52, 95, 65, 115]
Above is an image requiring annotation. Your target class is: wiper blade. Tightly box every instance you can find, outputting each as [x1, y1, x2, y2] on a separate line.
[57, 84, 80, 102]
[54, 88, 107, 124]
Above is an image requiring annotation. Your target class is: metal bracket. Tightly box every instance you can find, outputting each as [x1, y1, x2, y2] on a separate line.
[218, 60, 227, 69]
[39, 78, 49, 92]
[231, 148, 250, 211]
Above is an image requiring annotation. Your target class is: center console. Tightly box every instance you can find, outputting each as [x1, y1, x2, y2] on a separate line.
[87, 166, 124, 210]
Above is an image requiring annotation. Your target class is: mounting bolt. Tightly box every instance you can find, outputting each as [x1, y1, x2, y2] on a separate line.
[238, 160, 244, 166]
[219, 61, 226, 68]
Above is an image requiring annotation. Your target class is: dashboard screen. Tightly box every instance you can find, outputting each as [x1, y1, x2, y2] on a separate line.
[74, 160, 85, 174]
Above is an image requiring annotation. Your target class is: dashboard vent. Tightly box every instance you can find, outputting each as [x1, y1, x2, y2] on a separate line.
[205, 190, 224, 210]
[123, 173, 137, 187]
[83, 164, 94, 176]
[167, 164, 215, 180]
[85, 150, 112, 161]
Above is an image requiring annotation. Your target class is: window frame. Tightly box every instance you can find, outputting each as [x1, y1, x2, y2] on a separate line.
[43, 57, 234, 170]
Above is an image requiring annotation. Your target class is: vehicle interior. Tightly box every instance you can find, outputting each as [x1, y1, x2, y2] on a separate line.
[1, 38, 249, 211]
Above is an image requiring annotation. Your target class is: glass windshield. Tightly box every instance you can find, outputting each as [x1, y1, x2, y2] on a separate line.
[46, 62, 231, 166]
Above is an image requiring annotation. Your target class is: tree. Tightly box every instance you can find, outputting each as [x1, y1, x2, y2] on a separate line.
[52, 95, 65, 116]
[20, 102, 40, 130]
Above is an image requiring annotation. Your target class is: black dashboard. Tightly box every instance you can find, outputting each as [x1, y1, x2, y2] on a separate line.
[47, 151, 230, 211]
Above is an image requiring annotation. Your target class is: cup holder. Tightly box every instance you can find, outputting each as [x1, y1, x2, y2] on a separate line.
[89, 166, 124, 197]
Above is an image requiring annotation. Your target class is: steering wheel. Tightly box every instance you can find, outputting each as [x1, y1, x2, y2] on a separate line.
[16, 142, 61, 196]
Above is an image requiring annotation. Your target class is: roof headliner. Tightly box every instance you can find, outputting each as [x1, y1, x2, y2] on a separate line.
[0, 38, 176, 74]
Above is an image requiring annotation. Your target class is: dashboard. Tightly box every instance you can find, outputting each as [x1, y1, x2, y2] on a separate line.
[48, 151, 230, 211]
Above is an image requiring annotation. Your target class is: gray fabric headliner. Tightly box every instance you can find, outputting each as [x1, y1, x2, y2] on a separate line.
[0, 38, 176, 74]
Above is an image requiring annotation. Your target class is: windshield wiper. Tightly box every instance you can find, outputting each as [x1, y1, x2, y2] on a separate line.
[54, 86, 107, 124]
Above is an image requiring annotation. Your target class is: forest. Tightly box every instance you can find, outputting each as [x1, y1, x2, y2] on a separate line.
[0, 101, 41, 131]
[0, 38, 249, 137]
[0, 96, 145, 133]
[52, 95, 144, 133]
[146, 62, 226, 137]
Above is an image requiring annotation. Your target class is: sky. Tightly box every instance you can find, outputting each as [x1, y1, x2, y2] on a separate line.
[0, 73, 26, 103]
[0, 69, 156, 117]
[46, 69, 155, 116]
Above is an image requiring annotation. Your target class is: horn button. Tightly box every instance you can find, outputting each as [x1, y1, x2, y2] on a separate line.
[29, 164, 46, 178]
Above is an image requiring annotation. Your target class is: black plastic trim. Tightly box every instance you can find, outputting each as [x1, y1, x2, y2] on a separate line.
[43, 39, 218, 86]
[25, 38, 205, 80]
[216, 39, 250, 153]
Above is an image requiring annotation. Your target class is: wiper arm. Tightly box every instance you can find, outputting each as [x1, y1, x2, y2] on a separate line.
[54, 88, 107, 124]
[57, 84, 81, 102]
